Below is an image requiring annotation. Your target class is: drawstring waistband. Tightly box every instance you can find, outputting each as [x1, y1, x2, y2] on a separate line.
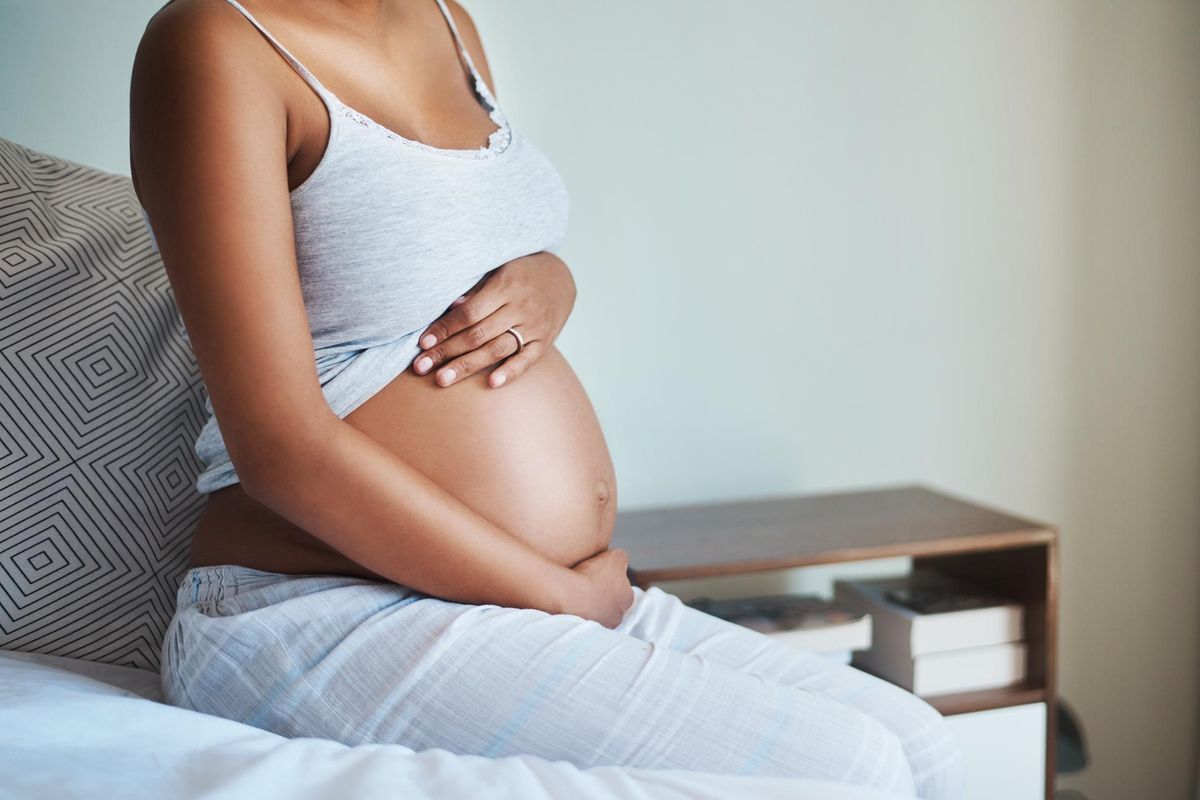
[177, 564, 292, 608]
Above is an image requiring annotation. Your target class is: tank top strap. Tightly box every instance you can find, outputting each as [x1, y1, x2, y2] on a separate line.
[430, 0, 500, 111]
[220, 0, 338, 106]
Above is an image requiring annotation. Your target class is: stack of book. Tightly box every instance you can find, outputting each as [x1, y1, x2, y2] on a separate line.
[833, 568, 1026, 697]
[684, 593, 872, 663]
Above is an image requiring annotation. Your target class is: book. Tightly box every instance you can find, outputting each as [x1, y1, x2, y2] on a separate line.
[852, 639, 1028, 696]
[685, 594, 872, 654]
[832, 568, 1024, 656]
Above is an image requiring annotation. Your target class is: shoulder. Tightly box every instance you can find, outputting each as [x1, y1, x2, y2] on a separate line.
[132, 0, 289, 127]
[130, 0, 289, 200]
[134, 0, 293, 101]
[138, 0, 257, 65]
[441, 0, 497, 94]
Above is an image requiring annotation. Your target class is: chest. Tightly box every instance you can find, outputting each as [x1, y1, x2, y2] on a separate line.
[287, 127, 570, 342]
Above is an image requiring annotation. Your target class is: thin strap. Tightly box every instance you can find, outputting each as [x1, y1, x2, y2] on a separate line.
[431, 0, 499, 109]
[220, 0, 336, 103]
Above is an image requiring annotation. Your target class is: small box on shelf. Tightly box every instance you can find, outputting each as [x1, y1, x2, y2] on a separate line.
[834, 567, 1027, 697]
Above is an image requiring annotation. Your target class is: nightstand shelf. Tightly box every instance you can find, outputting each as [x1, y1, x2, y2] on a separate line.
[611, 483, 1059, 800]
[925, 681, 1046, 716]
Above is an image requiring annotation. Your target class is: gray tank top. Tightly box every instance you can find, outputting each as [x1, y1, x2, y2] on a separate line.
[143, 0, 570, 494]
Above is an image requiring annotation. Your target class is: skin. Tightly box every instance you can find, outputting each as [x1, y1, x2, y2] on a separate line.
[129, 0, 633, 627]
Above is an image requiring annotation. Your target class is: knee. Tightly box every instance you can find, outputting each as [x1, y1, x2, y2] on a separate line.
[915, 719, 965, 800]
[777, 698, 919, 795]
[861, 715, 919, 797]
[723, 684, 919, 794]
[889, 695, 966, 800]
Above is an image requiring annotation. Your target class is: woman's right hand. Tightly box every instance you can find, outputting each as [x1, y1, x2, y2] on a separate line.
[563, 547, 635, 628]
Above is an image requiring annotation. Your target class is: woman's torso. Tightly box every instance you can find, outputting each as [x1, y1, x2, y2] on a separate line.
[155, 0, 617, 578]
[192, 344, 617, 577]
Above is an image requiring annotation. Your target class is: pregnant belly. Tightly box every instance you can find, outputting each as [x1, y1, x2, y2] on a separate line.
[188, 343, 617, 579]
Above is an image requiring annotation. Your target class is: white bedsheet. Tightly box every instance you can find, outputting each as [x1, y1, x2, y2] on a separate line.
[0, 650, 919, 800]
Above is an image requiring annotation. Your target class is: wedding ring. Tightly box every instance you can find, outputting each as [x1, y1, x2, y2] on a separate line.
[505, 325, 525, 354]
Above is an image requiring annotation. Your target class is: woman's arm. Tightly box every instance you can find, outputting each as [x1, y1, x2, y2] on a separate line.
[130, 2, 618, 618]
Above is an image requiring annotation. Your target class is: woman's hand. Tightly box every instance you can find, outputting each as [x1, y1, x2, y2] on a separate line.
[562, 547, 634, 629]
[412, 251, 576, 388]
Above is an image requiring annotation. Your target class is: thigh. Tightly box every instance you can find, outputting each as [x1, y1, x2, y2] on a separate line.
[164, 571, 915, 794]
[617, 585, 965, 800]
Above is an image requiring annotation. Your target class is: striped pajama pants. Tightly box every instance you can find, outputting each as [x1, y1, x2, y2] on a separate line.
[161, 565, 964, 799]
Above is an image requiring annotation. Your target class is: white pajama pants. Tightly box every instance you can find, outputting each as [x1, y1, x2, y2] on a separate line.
[161, 565, 964, 799]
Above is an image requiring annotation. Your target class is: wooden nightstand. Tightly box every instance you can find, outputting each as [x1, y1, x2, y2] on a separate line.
[611, 483, 1059, 800]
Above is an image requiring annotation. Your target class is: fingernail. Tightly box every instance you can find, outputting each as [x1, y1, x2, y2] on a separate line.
[438, 368, 456, 385]
[491, 372, 507, 387]
[415, 356, 432, 374]
[420, 334, 436, 349]
[452, 295, 467, 305]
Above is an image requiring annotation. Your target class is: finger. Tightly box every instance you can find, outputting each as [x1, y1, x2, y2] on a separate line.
[488, 339, 542, 388]
[418, 275, 501, 350]
[449, 269, 491, 307]
[435, 327, 523, 387]
[415, 303, 516, 376]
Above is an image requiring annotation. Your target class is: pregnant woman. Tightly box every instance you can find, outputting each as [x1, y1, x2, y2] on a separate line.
[130, 1, 963, 797]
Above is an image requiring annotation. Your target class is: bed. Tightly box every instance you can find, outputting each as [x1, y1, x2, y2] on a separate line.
[0, 135, 919, 800]
[0, 651, 921, 799]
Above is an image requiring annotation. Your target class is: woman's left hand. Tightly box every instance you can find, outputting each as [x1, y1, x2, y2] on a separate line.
[412, 251, 576, 388]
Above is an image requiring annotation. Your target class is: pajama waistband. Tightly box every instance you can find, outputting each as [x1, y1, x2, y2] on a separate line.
[175, 564, 424, 611]
[177, 564, 302, 608]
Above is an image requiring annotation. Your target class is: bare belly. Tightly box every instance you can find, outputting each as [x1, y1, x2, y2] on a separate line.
[188, 343, 618, 579]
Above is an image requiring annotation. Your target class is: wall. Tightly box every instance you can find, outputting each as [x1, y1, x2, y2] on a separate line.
[1, 1, 1197, 797]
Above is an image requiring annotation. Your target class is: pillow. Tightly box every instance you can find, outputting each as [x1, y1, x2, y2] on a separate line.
[0, 136, 205, 672]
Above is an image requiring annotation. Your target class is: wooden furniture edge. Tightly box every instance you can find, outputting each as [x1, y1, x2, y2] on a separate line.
[1044, 534, 1060, 800]
[628, 526, 1056, 586]
[927, 685, 1047, 716]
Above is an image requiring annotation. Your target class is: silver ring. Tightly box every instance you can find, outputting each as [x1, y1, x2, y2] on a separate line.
[505, 325, 525, 354]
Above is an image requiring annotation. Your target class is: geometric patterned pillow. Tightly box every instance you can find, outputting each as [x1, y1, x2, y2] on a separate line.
[0, 136, 205, 672]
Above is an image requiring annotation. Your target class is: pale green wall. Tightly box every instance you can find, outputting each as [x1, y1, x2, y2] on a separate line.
[2, 2, 1198, 798]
